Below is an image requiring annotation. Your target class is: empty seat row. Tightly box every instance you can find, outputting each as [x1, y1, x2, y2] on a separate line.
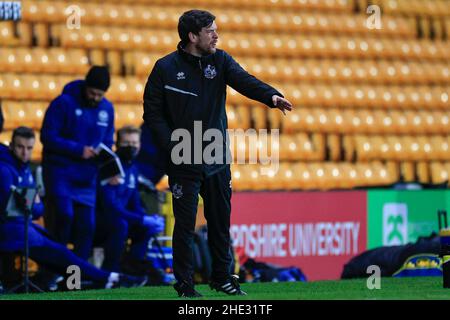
[230, 84, 450, 110]
[230, 161, 397, 191]
[0, 74, 144, 102]
[227, 131, 326, 162]
[57, 26, 450, 60]
[20, 1, 414, 37]
[2, 46, 448, 86]
[130, 52, 450, 85]
[234, 58, 450, 85]
[0, 47, 89, 74]
[27, 0, 353, 12]
[352, 135, 450, 161]
[282, 108, 450, 134]
[380, 0, 450, 18]
[1, 74, 448, 112]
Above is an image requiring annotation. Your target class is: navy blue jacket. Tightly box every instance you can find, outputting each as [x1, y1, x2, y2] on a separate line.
[97, 162, 146, 226]
[0, 144, 46, 251]
[135, 123, 167, 184]
[143, 43, 282, 178]
[41, 80, 115, 206]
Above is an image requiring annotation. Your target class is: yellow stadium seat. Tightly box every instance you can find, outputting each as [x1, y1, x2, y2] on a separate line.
[0, 21, 19, 46]
[0, 48, 16, 72]
[416, 161, 430, 184]
[0, 128, 13, 146]
[292, 162, 313, 190]
[2, 101, 26, 129]
[430, 162, 449, 185]
[32, 132, 43, 162]
[25, 102, 47, 129]
[399, 161, 416, 182]
[235, 105, 251, 129]
[251, 105, 267, 130]
[115, 105, 141, 128]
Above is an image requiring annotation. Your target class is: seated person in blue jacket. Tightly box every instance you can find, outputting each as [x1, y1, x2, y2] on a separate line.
[0, 127, 147, 289]
[134, 123, 168, 213]
[96, 125, 165, 272]
[40, 66, 115, 260]
[135, 123, 167, 187]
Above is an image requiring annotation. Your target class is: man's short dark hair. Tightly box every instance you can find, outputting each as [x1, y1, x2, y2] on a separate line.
[178, 10, 216, 47]
[116, 125, 141, 144]
[12, 126, 35, 143]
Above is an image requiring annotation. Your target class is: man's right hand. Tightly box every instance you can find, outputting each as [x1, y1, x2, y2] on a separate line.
[82, 146, 97, 159]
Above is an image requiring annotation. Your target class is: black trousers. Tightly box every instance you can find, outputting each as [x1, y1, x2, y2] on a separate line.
[170, 166, 232, 285]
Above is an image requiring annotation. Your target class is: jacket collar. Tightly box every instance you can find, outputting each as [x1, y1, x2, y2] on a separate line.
[177, 42, 214, 67]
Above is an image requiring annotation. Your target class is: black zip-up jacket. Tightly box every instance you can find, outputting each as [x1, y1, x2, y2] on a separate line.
[143, 42, 283, 178]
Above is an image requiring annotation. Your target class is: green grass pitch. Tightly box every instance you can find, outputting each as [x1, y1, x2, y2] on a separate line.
[1, 277, 449, 300]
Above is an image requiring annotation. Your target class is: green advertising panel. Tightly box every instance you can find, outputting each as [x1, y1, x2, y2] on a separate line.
[368, 190, 450, 249]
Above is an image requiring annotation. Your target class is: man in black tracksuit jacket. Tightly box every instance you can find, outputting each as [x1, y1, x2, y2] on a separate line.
[143, 10, 292, 297]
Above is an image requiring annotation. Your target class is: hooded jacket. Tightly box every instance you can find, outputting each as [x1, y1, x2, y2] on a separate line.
[143, 43, 282, 178]
[96, 161, 146, 226]
[40, 80, 115, 206]
[0, 143, 46, 251]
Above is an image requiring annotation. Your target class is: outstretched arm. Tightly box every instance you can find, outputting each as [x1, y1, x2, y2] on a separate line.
[224, 52, 293, 115]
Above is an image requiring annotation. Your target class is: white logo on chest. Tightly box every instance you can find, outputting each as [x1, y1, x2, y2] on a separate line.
[97, 110, 109, 126]
[176, 72, 186, 80]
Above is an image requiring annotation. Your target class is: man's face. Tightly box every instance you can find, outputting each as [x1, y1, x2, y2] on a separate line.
[193, 21, 218, 55]
[11, 136, 34, 163]
[118, 133, 141, 154]
[84, 86, 105, 107]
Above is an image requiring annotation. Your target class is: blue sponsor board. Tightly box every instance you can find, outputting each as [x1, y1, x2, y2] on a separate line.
[0, 1, 21, 21]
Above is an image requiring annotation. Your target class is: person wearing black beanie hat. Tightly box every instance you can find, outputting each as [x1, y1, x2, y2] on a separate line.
[83, 66, 111, 108]
[40, 64, 115, 263]
[85, 66, 110, 92]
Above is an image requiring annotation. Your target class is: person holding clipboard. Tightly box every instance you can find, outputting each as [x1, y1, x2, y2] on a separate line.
[40, 66, 115, 260]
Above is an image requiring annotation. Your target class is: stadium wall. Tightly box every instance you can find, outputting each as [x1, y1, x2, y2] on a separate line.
[230, 190, 450, 281]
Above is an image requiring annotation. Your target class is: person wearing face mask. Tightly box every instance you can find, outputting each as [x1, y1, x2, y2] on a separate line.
[40, 66, 115, 261]
[95, 126, 165, 273]
[0, 127, 148, 290]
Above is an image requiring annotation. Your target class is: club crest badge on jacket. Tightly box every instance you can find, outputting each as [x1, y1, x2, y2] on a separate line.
[172, 183, 183, 199]
[204, 65, 217, 79]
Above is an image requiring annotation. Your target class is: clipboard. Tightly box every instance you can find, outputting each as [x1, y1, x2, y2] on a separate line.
[5, 186, 38, 218]
[95, 143, 125, 185]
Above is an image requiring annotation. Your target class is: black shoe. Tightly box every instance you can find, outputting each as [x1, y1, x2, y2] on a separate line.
[116, 274, 148, 288]
[174, 280, 202, 298]
[210, 275, 247, 296]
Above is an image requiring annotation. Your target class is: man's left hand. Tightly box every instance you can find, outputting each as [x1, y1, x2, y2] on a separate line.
[272, 95, 293, 115]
